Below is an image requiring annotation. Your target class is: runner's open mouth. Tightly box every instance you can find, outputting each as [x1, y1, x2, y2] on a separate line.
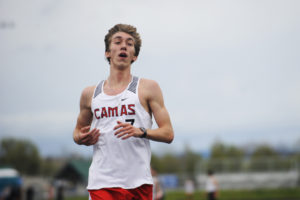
[119, 53, 127, 58]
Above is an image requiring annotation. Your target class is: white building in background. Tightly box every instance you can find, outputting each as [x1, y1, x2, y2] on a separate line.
[197, 170, 299, 190]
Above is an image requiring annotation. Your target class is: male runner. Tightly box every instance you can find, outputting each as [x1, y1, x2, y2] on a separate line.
[73, 24, 174, 200]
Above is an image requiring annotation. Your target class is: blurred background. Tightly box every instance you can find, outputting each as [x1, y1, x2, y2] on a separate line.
[0, 0, 300, 199]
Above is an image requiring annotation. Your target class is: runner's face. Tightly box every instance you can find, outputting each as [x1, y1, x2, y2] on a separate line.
[106, 32, 137, 68]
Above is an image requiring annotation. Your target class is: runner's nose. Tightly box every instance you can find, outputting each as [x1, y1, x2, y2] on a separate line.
[120, 41, 127, 49]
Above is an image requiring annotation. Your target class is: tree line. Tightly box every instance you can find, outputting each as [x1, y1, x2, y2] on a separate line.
[0, 137, 299, 177]
[151, 141, 300, 176]
[0, 138, 60, 176]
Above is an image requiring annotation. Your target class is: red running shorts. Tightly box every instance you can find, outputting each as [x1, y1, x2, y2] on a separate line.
[89, 184, 153, 200]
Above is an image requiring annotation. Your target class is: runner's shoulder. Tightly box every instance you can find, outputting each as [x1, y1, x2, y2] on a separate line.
[139, 78, 160, 90]
[81, 85, 96, 101]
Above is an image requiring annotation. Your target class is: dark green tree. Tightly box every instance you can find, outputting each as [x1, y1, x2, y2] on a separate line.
[41, 157, 59, 176]
[181, 145, 202, 178]
[249, 144, 278, 171]
[0, 137, 42, 175]
[208, 141, 245, 172]
[160, 153, 181, 173]
[151, 153, 163, 173]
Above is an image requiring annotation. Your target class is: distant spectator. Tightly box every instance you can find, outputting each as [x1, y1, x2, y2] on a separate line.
[0, 186, 10, 200]
[26, 186, 34, 200]
[184, 179, 195, 200]
[56, 185, 64, 200]
[205, 170, 218, 200]
[151, 168, 165, 200]
[48, 184, 54, 200]
[6, 186, 21, 200]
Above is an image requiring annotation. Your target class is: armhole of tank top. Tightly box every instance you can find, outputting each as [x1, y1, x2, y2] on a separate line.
[135, 77, 140, 96]
[136, 77, 143, 105]
[91, 80, 104, 112]
[93, 80, 104, 98]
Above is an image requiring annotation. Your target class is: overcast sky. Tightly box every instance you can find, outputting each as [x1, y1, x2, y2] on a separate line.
[0, 0, 299, 157]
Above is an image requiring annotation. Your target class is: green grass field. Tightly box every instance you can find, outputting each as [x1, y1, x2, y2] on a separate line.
[65, 188, 300, 200]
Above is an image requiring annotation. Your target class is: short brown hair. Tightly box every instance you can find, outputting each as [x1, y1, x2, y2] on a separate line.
[104, 24, 142, 63]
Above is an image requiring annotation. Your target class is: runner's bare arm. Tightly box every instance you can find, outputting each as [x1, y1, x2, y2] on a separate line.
[73, 86, 100, 146]
[145, 80, 174, 143]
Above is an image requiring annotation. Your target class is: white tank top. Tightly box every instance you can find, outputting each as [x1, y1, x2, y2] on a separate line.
[205, 176, 217, 192]
[87, 76, 153, 190]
